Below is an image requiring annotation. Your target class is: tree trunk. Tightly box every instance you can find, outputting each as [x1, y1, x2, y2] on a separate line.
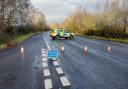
[122, 24, 126, 39]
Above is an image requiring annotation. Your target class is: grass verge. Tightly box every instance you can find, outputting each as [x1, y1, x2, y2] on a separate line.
[85, 35, 128, 44]
[0, 33, 39, 51]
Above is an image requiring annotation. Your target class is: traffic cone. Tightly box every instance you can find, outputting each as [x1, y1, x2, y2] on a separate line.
[84, 46, 88, 54]
[108, 46, 111, 53]
[60, 45, 65, 54]
[21, 46, 24, 53]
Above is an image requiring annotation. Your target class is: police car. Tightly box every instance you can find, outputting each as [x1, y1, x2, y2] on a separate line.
[50, 28, 75, 40]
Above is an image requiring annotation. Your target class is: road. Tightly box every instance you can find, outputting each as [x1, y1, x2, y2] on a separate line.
[0, 32, 128, 89]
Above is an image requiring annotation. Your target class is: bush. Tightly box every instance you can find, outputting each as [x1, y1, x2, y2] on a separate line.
[0, 34, 11, 45]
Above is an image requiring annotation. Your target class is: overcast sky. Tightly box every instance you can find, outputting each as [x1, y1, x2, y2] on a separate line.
[30, 0, 106, 24]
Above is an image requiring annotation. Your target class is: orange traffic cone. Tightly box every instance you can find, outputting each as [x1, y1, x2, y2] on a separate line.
[60, 45, 65, 54]
[108, 46, 111, 53]
[84, 46, 88, 54]
[21, 46, 24, 53]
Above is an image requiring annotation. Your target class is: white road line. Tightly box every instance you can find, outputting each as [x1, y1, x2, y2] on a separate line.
[47, 45, 50, 47]
[42, 62, 48, 68]
[53, 61, 59, 66]
[48, 48, 51, 50]
[43, 69, 50, 76]
[42, 49, 45, 51]
[56, 67, 63, 74]
[42, 58, 48, 62]
[44, 79, 52, 89]
[52, 58, 57, 61]
[46, 44, 50, 47]
[47, 47, 51, 49]
[42, 54, 47, 57]
[42, 51, 45, 54]
[60, 76, 71, 87]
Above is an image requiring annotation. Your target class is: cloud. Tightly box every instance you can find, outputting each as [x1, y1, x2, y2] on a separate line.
[31, 0, 42, 5]
[30, 0, 106, 24]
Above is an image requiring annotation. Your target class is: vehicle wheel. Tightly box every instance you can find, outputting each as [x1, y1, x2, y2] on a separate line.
[70, 35, 74, 39]
[65, 37, 68, 40]
[52, 37, 55, 40]
[56, 35, 60, 40]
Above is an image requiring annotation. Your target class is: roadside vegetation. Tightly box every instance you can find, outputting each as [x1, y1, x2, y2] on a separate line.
[85, 36, 128, 44]
[54, 0, 128, 43]
[0, 0, 49, 50]
[0, 33, 36, 50]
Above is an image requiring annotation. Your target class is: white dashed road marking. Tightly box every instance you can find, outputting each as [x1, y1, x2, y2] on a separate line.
[56, 67, 64, 74]
[42, 49, 45, 51]
[60, 76, 71, 87]
[43, 37, 72, 88]
[42, 51, 45, 54]
[42, 58, 48, 62]
[43, 69, 50, 76]
[42, 54, 47, 57]
[47, 44, 50, 46]
[52, 58, 57, 61]
[53, 61, 59, 66]
[47, 46, 51, 49]
[48, 47, 51, 49]
[48, 49, 51, 50]
[44, 79, 52, 89]
[42, 62, 48, 68]
[47, 44, 50, 47]
[47, 46, 51, 48]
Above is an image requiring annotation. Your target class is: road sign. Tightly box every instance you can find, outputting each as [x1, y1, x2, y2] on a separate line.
[47, 50, 58, 59]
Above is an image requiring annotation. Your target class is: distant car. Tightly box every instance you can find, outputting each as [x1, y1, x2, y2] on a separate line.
[50, 28, 75, 40]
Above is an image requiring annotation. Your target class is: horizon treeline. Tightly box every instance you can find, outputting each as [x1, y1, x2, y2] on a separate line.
[61, 0, 128, 38]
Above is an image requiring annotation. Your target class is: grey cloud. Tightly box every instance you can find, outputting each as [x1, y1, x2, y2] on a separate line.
[32, 0, 77, 23]
[31, 0, 106, 24]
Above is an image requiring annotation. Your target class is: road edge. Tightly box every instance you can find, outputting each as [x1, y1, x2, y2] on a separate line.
[77, 34, 128, 44]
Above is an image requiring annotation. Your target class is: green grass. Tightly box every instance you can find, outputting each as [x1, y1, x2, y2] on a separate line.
[0, 33, 38, 50]
[85, 35, 128, 44]
[0, 44, 7, 49]
[12, 34, 33, 43]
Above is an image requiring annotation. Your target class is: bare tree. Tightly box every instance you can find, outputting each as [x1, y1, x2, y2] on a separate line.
[27, 9, 46, 32]
[0, 0, 46, 34]
[120, 0, 128, 38]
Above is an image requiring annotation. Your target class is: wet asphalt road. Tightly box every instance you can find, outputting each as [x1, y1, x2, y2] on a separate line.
[0, 32, 128, 89]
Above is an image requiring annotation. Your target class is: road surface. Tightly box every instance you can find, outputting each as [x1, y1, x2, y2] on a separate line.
[0, 32, 128, 89]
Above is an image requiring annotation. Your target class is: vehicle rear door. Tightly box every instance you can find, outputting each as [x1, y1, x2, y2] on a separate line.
[59, 29, 64, 37]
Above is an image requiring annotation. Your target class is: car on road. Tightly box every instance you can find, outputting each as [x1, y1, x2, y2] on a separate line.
[50, 28, 75, 40]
